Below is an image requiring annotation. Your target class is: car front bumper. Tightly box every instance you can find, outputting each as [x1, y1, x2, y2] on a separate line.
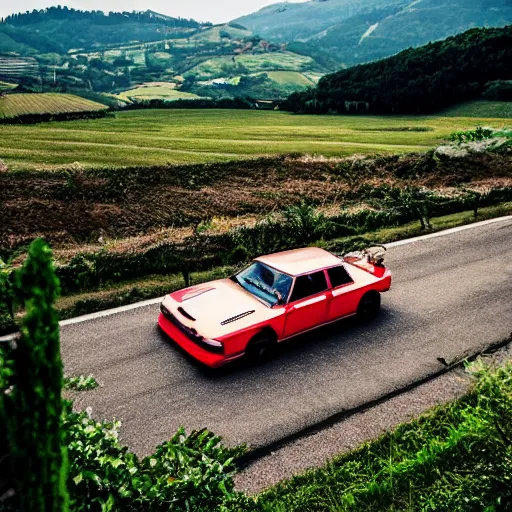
[158, 313, 241, 368]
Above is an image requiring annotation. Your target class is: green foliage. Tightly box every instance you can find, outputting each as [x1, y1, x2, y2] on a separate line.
[483, 80, 512, 102]
[449, 125, 495, 143]
[0, 258, 13, 321]
[63, 404, 255, 511]
[64, 375, 99, 391]
[380, 186, 433, 230]
[0, 109, 112, 125]
[281, 203, 336, 245]
[284, 26, 512, 115]
[258, 362, 512, 511]
[4, 239, 69, 511]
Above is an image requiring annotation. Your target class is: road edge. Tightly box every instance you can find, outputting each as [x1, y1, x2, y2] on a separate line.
[234, 334, 512, 470]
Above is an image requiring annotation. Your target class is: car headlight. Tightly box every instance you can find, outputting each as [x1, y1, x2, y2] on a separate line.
[201, 338, 223, 349]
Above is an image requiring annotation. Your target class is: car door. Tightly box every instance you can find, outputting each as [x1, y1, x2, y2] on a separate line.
[284, 270, 330, 338]
[326, 264, 358, 322]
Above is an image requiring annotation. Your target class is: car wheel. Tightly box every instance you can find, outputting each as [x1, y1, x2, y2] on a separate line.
[246, 331, 276, 365]
[357, 291, 381, 322]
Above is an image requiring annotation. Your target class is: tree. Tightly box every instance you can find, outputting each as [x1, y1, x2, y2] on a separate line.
[382, 187, 432, 230]
[5, 239, 69, 512]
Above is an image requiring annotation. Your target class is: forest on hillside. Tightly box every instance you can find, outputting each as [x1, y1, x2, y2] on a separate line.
[282, 26, 512, 115]
[0, 7, 203, 54]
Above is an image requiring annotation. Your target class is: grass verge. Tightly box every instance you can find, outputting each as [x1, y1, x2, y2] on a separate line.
[1, 203, 511, 336]
[253, 360, 512, 511]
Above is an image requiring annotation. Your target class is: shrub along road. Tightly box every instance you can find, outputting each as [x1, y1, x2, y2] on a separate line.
[58, 218, 512, 456]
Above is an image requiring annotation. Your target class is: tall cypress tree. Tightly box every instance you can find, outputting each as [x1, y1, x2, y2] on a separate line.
[7, 239, 69, 512]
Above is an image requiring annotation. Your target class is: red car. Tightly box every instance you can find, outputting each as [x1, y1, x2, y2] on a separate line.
[158, 247, 391, 368]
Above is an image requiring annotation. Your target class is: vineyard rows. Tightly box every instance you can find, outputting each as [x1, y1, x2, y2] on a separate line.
[0, 93, 107, 118]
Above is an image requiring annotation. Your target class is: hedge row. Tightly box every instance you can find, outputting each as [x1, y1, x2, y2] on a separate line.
[120, 96, 256, 111]
[0, 109, 112, 125]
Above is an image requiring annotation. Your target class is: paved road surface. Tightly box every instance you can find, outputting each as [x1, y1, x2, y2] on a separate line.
[61, 219, 512, 455]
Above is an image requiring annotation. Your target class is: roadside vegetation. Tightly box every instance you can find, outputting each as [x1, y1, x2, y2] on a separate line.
[63, 374, 99, 391]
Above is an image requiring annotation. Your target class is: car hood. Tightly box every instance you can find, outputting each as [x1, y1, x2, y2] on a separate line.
[163, 278, 283, 339]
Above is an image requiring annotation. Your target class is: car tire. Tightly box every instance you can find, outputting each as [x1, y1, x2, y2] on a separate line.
[246, 331, 276, 365]
[357, 291, 381, 322]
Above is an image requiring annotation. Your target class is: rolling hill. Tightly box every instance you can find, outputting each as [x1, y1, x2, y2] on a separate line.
[0, 8, 328, 101]
[234, 0, 512, 67]
[283, 26, 512, 115]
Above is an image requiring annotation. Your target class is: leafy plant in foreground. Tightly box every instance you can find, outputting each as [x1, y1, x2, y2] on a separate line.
[64, 407, 257, 511]
[4, 239, 69, 511]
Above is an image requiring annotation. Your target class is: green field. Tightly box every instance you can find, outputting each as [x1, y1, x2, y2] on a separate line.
[116, 84, 203, 101]
[185, 52, 314, 79]
[0, 105, 510, 170]
[0, 93, 108, 119]
[439, 100, 512, 118]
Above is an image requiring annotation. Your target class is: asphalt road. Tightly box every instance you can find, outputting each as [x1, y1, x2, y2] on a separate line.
[61, 218, 512, 456]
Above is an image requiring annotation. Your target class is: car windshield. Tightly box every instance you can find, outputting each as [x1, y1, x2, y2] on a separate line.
[234, 261, 293, 307]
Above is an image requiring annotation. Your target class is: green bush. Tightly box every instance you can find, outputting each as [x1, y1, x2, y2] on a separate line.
[0, 110, 112, 125]
[449, 125, 495, 144]
[63, 405, 256, 511]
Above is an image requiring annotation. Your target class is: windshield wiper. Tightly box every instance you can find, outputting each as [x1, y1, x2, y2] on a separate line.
[243, 277, 282, 303]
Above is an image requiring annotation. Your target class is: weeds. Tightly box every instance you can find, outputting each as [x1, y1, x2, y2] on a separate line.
[64, 375, 99, 391]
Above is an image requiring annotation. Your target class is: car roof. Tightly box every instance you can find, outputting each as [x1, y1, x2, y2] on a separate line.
[255, 247, 342, 276]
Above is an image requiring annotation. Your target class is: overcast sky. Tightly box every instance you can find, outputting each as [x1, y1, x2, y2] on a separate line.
[0, 0, 307, 24]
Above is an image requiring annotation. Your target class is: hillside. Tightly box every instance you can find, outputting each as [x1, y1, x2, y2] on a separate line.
[0, 7, 202, 54]
[0, 8, 328, 101]
[283, 26, 512, 115]
[234, 0, 512, 67]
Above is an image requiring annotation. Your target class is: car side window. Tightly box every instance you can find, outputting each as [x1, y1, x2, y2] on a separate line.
[289, 271, 328, 302]
[327, 265, 354, 288]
